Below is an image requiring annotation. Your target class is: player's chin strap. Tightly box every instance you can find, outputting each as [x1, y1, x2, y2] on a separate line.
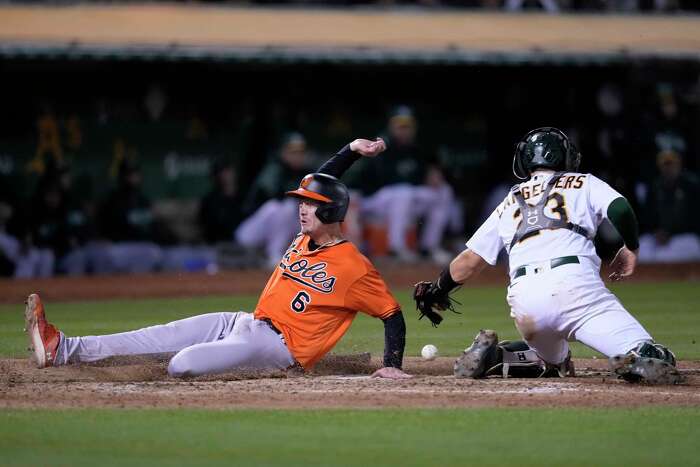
[512, 154, 528, 180]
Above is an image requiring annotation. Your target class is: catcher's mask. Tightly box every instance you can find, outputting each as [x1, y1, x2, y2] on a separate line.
[513, 127, 581, 180]
[286, 173, 349, 224]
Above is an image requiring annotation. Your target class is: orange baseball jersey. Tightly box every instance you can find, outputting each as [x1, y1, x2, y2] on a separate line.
[253, 234, 400, 369]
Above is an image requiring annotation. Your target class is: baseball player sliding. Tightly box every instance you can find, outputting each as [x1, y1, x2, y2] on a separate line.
[414, 127, 681, 384]
[24, 138, 411, 379]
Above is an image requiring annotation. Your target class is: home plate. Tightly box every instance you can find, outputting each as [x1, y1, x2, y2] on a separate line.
[327, 375, 373, 380]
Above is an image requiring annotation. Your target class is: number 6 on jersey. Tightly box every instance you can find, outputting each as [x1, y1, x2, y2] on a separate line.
[291, 291, 312, 313]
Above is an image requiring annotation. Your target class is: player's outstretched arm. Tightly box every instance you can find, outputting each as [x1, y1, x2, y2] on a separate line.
[449, 249, 489, 283]
[413, 250, 489, 326]
[317, 138, 386, 179]
[606, 197, 640, 281]
[372, 311, 412, 379]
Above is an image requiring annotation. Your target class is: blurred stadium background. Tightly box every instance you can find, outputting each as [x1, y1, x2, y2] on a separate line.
[1, 1, 699, 281]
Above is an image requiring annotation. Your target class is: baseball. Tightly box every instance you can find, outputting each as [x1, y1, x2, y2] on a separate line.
[421, 344, 438, 361]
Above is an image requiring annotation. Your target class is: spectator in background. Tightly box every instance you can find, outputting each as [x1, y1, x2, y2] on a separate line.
[90, 160, 162, 273]
[504, 0, 561, 13]
[29, 163, 89, 275]
[199, 159, 244, 244]
[360, 106, 455, 264]
[235, 132, 311, 267]
[639, 149, 700, 263]
[594, 83, 634, 191]
[0, 199, 18, 276]
[0, 179, 53, 279]
[640, 82, 691, 184]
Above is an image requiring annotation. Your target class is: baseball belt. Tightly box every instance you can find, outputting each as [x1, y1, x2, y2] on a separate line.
[262, 318, 284, 337]
[261, 318, 288, 345]
[512, 255, 580, 280]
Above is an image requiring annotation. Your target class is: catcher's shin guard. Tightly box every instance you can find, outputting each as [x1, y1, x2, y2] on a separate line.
[454, 331, 573, 379]
[541, 350, 575, 378]
[454, 330, 499, 378]
[609, 342, 681, 385]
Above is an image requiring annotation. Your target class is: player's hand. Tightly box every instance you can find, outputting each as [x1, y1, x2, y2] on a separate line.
[609, 246, 638, 281]
[349, 138, 386, 157]
[371, 367, 412, 379]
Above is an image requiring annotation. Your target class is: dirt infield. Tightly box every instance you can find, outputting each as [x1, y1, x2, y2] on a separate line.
[1, 356, 699, 410]
[2, 264, 699, 410]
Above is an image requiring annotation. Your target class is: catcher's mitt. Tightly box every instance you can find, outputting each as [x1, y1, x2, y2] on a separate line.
[413, 281, 460, 327]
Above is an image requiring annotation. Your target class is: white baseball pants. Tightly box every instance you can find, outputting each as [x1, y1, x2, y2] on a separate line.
[361, 183, 454, 252]
[638, 233, 700, 263]
[0, 232, 55, 278]
[56, 312, 295, 377]
[235, 198, 300, 266]
[506, 256, 652, 364]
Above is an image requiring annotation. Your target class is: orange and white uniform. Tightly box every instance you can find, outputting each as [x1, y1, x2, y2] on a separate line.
[52, 144, 406, 377]
[255, 234, 400, 369]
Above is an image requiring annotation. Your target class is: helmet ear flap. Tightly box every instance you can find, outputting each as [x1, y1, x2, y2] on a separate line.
[315, 203, 333, 224]
[288, 172, 349, 224]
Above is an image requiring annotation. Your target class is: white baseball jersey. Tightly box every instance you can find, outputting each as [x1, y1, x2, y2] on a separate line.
[467, 170, 624, 273]
[466, 169, 652, 364]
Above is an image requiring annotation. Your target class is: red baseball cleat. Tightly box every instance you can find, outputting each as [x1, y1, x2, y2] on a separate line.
[24, 293, 61, 368]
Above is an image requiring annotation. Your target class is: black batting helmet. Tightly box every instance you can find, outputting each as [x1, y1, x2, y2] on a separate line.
[286, 173, 349, 224]
[513, 127, 581, 180]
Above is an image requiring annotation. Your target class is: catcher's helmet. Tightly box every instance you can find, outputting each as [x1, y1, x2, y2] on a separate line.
[512, 127, 581, 180]
[286, 173, 349, 224]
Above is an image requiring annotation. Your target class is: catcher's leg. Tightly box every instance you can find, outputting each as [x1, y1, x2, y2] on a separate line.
[454, 330, 574, 379]
[608, 342, 681, 385]
[454, 330, 500, 378]
[568, 290, 680, 384]
[570, 290, 652, 358]
[515, 325, 574, 376]
[505, 273, 574, 376]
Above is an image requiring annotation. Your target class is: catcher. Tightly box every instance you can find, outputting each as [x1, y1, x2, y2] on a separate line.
[414, 127, 681, 384]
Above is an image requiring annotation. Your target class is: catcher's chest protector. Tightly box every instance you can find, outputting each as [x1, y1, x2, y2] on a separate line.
[509, 172, 590, 251]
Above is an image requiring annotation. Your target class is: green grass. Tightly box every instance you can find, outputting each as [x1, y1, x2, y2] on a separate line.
[0, 282, 700, 359]
[1, 281, 698, 360]
[1, 284, 698, 467]
[1, 408, 698, 467]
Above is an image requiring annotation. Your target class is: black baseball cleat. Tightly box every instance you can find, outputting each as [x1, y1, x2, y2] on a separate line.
[609, 354, 682, 385]
[454, 329, 499, 378]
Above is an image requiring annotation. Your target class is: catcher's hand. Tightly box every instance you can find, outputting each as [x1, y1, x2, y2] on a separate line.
[609, 246, 638, 282]
[413, 281, 460, 327]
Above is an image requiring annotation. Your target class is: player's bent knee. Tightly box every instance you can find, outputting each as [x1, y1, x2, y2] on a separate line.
[168, 351, 198, 377]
